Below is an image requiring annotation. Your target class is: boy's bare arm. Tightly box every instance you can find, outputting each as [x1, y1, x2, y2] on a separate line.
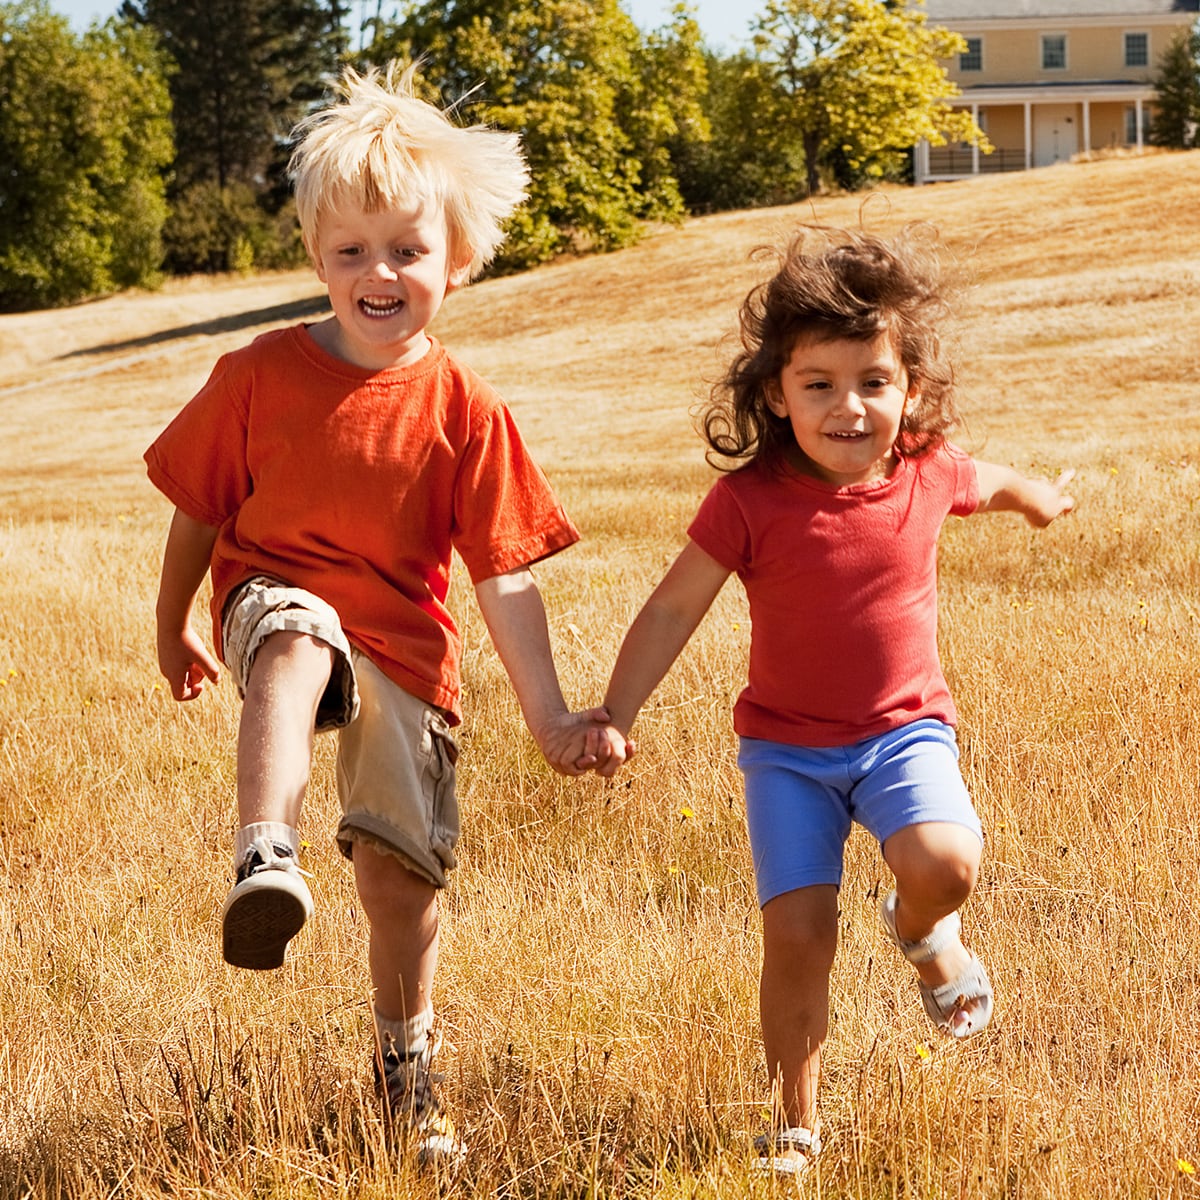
[474, 567, 627, 776]
[156, 508, 222, 701]
[973, 462, 1075, 527]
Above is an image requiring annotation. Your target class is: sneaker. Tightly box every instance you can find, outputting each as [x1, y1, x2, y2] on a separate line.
[220, 836, 313, 970]
[753, 1125, 821, 1176]
[374, 1038, 464, 1169]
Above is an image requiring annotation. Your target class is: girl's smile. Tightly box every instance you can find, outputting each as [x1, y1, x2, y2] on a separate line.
[767, 331, 917, 486]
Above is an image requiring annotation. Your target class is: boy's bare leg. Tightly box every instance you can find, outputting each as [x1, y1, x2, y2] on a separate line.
[223, 631, 333, 969]
[759, 884, 838, 1142]
[353, 843, 440, 1022]
[237, 631, 334, 826]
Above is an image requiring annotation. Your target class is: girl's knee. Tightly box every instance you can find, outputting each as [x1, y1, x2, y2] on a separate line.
[762, 887, 839, 971]
[886, 822, 980, 907]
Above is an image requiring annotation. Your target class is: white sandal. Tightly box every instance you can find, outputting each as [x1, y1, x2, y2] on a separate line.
[754, 1125, 821, 1176]
[879, 890, 993, 1038]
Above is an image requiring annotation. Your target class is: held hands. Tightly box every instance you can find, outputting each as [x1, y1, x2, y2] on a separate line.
[537, 707, 637, 778]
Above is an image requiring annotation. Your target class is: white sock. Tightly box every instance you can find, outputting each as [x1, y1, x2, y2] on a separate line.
[374, 1006, 433, 1058]
[235, 821, 299, 863]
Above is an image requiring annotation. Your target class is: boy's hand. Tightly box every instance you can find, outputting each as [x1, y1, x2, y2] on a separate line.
[537, 707, 636, 777]
[157, 626, 221, 701]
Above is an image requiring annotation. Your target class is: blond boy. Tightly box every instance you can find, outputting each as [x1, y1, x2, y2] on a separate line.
[147, 63, 602, 1163]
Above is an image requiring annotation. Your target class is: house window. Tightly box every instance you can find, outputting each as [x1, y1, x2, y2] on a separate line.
[1124, 32, 1149, 68]
[960, 37, 982, 71]
[1042, 34, 1067, 70]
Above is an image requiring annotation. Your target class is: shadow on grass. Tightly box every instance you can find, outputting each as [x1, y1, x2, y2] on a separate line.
[56, 295, 331, 361]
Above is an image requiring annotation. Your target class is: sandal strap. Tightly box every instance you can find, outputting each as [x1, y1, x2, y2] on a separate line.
[880, 890, 962, 965]
[774, 1126, 821, 1156]
[921, 955, 994, 1036]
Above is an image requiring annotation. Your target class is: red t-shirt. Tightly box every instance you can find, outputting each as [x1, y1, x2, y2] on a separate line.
[688, 445, 979, 747]
[145, 326, 579, 721]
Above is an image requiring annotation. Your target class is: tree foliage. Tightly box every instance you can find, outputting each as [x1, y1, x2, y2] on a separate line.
[368, 0, 708, 268]
[751, 0, 986, 196]
[671, 50, 805, 212]
[1151, 23, 1200, 149]
[119, 0, 341, 271]
[0, 1, 173, 310]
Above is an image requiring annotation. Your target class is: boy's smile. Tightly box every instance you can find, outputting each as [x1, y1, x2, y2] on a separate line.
[310, 199, 469, 371]
[767, 331, 915, 486]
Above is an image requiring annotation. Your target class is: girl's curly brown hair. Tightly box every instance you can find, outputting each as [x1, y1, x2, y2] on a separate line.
[701, 224, 962, 470]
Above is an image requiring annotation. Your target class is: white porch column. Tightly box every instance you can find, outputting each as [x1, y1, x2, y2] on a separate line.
[972, 103, 981, 174]
[1135, 98, 1145, 148]
[1082, 100, 1091, 154]
[1024, 101, 1033, 169]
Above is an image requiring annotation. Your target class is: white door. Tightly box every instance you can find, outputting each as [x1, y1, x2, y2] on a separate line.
[1033, 105, 1079, 166]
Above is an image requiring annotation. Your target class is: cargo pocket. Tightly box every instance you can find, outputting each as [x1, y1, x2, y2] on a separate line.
[423, 709, 460, 874]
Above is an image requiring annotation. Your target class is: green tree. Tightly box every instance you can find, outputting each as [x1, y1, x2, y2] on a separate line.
[1151, 24, 1200, 149]
[671, 50, 805, 212]
[371, 0, 707, 268]
[119, 0, 341, 271]
[752, 0, 986, 196]
[0, 1, 173, 310]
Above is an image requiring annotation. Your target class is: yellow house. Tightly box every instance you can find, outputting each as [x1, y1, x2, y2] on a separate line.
[916, 0, 1200, 182]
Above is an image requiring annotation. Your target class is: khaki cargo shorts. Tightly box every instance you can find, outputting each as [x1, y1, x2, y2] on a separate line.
[222, 577, 460, 887]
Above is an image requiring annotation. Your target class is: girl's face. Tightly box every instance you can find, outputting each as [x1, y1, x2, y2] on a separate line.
[767, 331, 917, 486]
[310, 197, 469, 371]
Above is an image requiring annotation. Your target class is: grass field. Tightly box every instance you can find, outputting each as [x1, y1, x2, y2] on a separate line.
[2, 149, 1199, 1198]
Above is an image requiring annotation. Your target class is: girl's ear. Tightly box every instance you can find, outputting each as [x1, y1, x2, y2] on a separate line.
[764, 379, 787, 417]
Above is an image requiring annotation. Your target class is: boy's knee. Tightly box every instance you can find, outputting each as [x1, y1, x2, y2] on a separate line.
[353, 841, 438, 921]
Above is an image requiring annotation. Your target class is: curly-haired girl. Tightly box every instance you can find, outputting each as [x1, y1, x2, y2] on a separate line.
[577, 225, 1074, 1175]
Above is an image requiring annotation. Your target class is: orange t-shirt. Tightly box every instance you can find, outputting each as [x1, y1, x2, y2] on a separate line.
[145, 326, 579, 721]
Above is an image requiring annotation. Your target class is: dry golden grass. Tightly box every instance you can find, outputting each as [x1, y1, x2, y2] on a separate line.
[2, 150, 1199, 1198]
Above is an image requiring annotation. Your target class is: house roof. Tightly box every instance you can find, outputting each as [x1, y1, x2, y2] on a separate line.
[923, 0, 1199, 17]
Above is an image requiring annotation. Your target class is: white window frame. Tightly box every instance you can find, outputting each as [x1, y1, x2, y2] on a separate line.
[1042, 33, 1067, 70]
[1124, 31, 1149, 68]
[960, 37, 983, 72]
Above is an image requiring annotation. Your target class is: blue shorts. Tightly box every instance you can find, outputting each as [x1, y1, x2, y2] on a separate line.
[739, 719, 983, 907]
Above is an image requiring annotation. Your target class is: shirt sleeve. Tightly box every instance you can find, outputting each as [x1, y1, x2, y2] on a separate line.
[144, 355, 252, 527]
[687, 476, 751, 574]
[942, 442, 981, 517]
[451, 400, 580, 582]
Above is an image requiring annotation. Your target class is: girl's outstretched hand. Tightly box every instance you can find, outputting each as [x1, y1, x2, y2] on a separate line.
[576, 722, 637, 778]
[1023, 468, 1076, 526]
[975, 462, 1076, 527]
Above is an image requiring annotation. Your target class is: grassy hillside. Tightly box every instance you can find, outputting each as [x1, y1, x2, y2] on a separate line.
[1, 149, 1199, 1198]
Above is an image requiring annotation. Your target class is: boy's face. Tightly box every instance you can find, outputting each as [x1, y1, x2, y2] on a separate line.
[311, 197, 469, 371]
[766, 331, 915, 486]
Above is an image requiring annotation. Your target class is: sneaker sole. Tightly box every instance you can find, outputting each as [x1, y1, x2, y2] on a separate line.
[221, 876, 311, 970]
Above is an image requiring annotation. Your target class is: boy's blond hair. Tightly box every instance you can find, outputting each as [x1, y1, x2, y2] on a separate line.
[289, 62, 529, 280]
